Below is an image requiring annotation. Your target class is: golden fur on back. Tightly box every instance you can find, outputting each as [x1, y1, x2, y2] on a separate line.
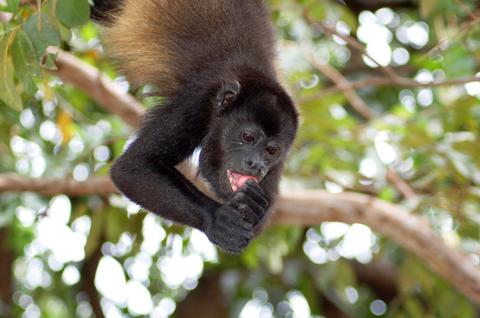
[102, 0, 274, 96]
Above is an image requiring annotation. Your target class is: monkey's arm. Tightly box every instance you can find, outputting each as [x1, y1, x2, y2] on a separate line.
[111, 94, 269, 253]
[110, 102, 219, 231]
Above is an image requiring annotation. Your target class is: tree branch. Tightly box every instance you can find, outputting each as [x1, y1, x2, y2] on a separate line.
[1, 172, 480, 303]
[304, 48, 376, 119]
[0, 229, 13, 317]
[81, 236, 105, 318]
[175, 272, 227, 318]
[0, 173, 116, 196]
[301, 19, 480, 100]
[274, 191, 480, 302]
[316, 22, 400, 82]
[46, 47, 144, 128]
[302, 17, 471, 201]
[305, 75, 480, 101]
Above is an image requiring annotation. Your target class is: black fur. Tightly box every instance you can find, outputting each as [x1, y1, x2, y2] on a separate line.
[98, 0, 298, 253]
[90, 0, 118, 24]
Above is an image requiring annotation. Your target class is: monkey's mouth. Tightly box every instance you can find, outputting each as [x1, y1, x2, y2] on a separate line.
[227, 170, 259, 192]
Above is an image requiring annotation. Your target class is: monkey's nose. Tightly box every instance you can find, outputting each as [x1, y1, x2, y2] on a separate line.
[243, 159, 266, 177]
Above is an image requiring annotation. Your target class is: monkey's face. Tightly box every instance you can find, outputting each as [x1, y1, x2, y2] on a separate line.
[199, 123, 286, 200]
[220, 127, 274, 192]
[199, 92, 297, 201]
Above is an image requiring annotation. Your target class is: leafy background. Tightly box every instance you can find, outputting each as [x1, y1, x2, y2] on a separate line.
[1, 0, 480, 317]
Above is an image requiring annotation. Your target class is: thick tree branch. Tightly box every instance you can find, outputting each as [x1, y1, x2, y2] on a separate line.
[46, 47, 144, 128]
[1, 172, 480, 303]
[175, 272, 227, 318]
[0, 173, 116, 196]
[275, 191, 480, 302]
[0, 229, 13, 317]
[34, 48, 480, 303]
[81, 237, 105, 318]
[352, 259, 398, 301]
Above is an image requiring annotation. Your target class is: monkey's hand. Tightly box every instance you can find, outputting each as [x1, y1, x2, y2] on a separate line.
[205, 181, 269, 254]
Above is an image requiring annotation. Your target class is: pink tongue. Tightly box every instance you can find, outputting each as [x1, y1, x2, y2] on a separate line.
[237, 175, 257, 187]
[228, 171, 259, 192]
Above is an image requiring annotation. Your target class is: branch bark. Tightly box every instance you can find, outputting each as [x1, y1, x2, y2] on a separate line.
[175, 272, 227, 318]
[46, 47, 144, 128]
[26, 48, 480, 303]
[301, 20, 480, 100]
[305, 75, 480, 101]
[275, 191, 480, 302]
[81, 236, 106, 318]
[316, 22, 400, 82]
[352, 259, 397, 301]
[0, 173, 116, 196]
[0, 229, 13, 317]
[304, 49, 376, 119]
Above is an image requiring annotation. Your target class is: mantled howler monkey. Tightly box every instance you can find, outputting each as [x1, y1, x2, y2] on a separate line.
[93, 0, 298, 253]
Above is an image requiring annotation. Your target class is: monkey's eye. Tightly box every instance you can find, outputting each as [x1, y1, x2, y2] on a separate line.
[242, 132, 256, 143]
[266, 146, 279, 155]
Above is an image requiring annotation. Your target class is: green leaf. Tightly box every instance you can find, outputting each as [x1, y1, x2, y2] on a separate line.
[55, 0, 90, 28]
[6, 0, 20, 13]
[405, 298, 426, 317]
[24, 12, 61, 57]
[379, 186, 395, 201]
[420, 0, 436, 17]
[0, 31, 23, 111]
[105, 207, 129, 243]
[80, 22, 98, 41]
[12, 30, 39, 95]
[443, 45, 475, 77]
[58, 22, 72, 42]
[127, 212, 147, 236]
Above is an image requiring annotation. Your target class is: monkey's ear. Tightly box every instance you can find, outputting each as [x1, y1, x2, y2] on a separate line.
[216, 80, 241, 108]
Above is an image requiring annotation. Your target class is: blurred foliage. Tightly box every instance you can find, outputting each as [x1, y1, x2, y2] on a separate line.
[1, 0, 480, 317]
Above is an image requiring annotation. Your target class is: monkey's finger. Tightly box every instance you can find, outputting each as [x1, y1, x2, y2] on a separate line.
[218, 205, 257, 230]
[234, 202, 261, 224]
[234, 216, 255, 232]
[217, 239, 246, 254]
[226, 228, 253, 248]
[242, 181, 269, 209]
[235, 196, 265, 221]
